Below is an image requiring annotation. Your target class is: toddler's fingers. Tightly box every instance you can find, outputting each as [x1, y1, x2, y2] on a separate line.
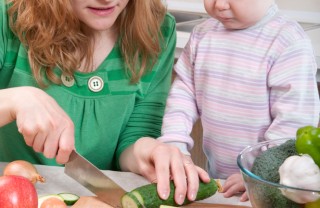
[240, 192, 249, 202]
[223, 183, 244, 198]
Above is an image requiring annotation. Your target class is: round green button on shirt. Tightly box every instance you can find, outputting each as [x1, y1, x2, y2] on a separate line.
[0, 2, 177, 170]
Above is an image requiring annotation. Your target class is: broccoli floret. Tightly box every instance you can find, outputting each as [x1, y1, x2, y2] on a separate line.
[249, 139, 301, 208]
[251, 139, 298, 182]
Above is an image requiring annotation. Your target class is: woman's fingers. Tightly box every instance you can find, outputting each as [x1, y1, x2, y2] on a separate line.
[169, 155, 211, 204]
[31, 132, 46, 153]
[13, 87, 75, 163]
[196, 166, 211, 183]
[169, 151, 188, 205]
[133, 139, 211, 206]
[184, 159, 211, 201]
[183, 157, 199, 201]
[185, 165, 211, 200]
[55, 124, 75, 164]
[153, 144, 210, 205]
[153, 144, 186, 202]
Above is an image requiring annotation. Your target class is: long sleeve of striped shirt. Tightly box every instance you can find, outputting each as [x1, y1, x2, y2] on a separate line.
[158, 4, 320, 179]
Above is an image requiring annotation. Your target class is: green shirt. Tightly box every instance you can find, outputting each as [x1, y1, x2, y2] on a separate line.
[0, 2, 176, 170]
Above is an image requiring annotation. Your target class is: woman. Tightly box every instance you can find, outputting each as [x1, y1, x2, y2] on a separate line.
[0, 0, 209, 205]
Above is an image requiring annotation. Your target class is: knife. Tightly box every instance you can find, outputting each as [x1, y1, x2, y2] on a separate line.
[64, 150, 126, 208]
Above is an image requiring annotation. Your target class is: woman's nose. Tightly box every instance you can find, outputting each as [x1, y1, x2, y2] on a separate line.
[214, 0, 230, 10]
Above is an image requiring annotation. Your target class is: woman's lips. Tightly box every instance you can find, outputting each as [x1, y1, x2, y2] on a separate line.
[88, 6, 115, 16]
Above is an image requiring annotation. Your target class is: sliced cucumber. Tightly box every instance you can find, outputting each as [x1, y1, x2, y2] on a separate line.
[121, 179, 220, 208]
[121, 192, 143, 208]
[38, 194, 64, 208]
[58, 193, 80, 205]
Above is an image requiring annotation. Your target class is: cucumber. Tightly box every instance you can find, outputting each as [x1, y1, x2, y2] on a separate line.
[121, 179, 219, 208]
[38, 194, 64, 208]
[58, 193, 80, 205]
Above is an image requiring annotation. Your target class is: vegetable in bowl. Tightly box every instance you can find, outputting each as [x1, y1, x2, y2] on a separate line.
[295, 126, 320, 167]
[237, 131, 320, 208]
[279, 154, 320, 204]
[251, 139, 297, 183]
[249, 139, 300, 208]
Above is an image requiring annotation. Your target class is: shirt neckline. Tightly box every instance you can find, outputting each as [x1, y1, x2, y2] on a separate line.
[246, 3, 279, 30]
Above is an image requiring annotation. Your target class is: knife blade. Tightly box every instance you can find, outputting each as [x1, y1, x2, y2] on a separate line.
[64, 150, 126, 208]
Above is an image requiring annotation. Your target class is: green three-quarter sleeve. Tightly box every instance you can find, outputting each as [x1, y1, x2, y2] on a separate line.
[0, 0, 7, 69]
[0, 1, 20, 88]
[115, 14, 177, 169]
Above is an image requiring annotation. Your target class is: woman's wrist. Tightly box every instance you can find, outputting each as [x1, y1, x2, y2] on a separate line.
[0, 88, 17, 126]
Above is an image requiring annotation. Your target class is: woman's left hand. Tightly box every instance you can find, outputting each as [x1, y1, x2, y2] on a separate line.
[120, 137, 210, 205]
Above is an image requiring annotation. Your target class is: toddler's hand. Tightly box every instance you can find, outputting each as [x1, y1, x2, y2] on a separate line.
[222, 173, 248, 202]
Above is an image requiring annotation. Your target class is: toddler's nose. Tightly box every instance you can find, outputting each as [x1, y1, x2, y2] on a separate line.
[214, 0, 230, 10]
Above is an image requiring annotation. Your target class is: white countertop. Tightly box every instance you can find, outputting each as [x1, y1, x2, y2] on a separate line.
[0, 163, 252, 207]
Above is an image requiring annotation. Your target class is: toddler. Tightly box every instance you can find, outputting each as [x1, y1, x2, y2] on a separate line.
[159, 0, 319, 201]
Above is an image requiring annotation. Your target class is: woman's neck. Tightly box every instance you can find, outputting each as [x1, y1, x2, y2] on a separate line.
[78, 25, 118, 73]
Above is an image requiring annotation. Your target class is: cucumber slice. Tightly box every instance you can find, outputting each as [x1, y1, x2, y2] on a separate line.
[58, 193, 80, 205]
[121, 192, 143, 208]
[38, 194, 64, 208]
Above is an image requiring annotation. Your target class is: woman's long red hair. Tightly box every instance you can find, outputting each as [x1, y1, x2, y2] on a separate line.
[7, 0, 166, 86]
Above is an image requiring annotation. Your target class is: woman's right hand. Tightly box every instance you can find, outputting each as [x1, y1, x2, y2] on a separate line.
[0, 87, 74, 164]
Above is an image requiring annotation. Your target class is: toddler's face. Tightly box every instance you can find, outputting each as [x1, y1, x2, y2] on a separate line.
[204, 0, 274, 29]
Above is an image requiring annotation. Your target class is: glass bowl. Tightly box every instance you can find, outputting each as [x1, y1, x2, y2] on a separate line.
[237, 138, 320, 208]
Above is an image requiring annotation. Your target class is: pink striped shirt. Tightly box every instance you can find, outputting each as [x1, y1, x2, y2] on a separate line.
[158, 4, 320, 179]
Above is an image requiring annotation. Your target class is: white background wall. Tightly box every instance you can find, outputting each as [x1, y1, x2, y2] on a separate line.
[276, 0, 320, 12]
[179, 0, 320, 12]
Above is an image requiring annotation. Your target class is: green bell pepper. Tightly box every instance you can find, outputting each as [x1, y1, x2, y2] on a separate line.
[296, 126, 320, 167]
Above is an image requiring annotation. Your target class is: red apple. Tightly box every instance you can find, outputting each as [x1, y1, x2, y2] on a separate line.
[0, 175, 38, 208]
